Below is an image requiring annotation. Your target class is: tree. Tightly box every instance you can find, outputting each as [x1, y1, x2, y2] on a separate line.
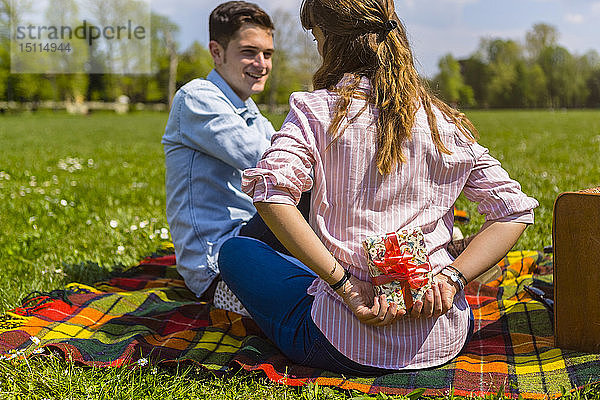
[518, 63, 548, 108]
[177, 41, 213, 86]
[587, 68, 600, 107]
[0, 0, 9, 100]
[435, 54, 474, 107]
[151, 12, 180, 104]
[581, 50, 600, 69]
[459, 57, 491, 108]
[478, 39, 524, 107]
[256, 10, 302, 108]
[571, 53, 595, 107]
[43, 0, 89, 101]
[538, 46, 580, 108]
[479, 38, 522, 65]
[0, 0, 54, 102]
[253, 9, 319, 108]
[436, 54, 461, 105]
[1, 0, 38, 101]
[11, 74, 54, 102]
[581, 53, 600, 107]
[525, 23, 558, 61]
[293, 26, 320, 92]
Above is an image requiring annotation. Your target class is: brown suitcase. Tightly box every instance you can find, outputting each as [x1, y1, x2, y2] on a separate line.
[552, 187, 600, 353]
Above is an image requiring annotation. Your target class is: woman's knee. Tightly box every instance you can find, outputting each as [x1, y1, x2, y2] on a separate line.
[218, 237, 242, 281]
[218, 236, 266, 282]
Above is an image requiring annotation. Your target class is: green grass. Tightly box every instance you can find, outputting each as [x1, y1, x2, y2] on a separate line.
[0, 352, 340, 400]
[461, 110, 600, 250]
[1, 109, 599, 399]
[0, 111, 170, 310]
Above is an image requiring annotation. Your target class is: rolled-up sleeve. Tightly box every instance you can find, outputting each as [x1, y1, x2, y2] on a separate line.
[463, 142, 539, 223]
[242, 94, 317, 206]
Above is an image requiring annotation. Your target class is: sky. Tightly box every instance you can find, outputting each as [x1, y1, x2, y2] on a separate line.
[151, 0, 600, 78]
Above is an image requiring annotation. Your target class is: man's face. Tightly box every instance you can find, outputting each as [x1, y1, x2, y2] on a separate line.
[209, 24, 274, 101]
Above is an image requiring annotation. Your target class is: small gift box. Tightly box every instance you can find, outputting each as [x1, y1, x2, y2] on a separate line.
[362, 227, 432, 310]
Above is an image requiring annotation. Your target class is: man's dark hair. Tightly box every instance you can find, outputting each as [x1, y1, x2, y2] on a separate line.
[209, 1, 274, 48]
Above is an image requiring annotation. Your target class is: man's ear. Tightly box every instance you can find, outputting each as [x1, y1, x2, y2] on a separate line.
[209, 40, 225, 66]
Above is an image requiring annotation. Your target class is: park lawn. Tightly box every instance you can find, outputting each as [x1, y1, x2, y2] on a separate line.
[0, 109, 599, 399]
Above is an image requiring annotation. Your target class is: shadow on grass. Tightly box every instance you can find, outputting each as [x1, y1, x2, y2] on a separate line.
[60, 247, 175, 286]
[61, 260, 128, 286]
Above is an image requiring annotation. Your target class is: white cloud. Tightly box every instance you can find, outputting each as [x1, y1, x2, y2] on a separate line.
[565, 13, 584, 24]
[592, 2, 600, 14]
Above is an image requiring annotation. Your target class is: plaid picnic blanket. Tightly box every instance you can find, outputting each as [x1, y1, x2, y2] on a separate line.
[0, 249, 599, 398]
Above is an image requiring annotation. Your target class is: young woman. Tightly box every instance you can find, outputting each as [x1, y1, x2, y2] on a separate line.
[218, 0, 538, 375]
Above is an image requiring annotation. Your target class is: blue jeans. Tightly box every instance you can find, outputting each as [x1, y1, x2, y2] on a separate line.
[238, 192, 311, 256]
[218, 236, 474, 376]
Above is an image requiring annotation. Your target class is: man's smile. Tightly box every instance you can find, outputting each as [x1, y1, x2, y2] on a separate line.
[246, 71, 267, 79]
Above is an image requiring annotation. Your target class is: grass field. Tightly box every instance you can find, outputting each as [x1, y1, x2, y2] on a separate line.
[0, 109, 599, 399]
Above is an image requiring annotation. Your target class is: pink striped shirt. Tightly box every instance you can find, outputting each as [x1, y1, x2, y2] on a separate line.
[242, 78, 538, 369]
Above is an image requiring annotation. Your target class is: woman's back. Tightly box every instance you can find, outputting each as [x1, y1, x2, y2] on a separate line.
[255, 78, 484, 276]
[223, 0, 538, 374]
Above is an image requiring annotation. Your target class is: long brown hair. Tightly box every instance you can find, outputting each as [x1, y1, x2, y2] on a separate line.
[300, 0, 478, 175]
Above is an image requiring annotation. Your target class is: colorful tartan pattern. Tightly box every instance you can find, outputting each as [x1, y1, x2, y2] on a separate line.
[1, 251, 599, 398]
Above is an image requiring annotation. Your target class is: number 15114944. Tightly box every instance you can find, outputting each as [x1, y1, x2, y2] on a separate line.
[18, 42, 72, 53]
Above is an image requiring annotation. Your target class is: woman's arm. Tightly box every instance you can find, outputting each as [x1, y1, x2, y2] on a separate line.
[411, 220, 528, 319]
[448, 220, 527, 281]
[254, 201, 406, 326]
[412, 138, 538, 319]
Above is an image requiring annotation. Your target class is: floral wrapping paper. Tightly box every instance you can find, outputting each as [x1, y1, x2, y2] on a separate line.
[362, 227, 433, 310]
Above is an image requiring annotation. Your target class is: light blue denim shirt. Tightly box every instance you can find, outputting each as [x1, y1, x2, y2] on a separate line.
[162, 69, 275, 297]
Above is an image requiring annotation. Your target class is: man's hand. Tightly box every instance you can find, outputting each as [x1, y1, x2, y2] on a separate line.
[409, 275, 458, 319]
[337, 275, 407, 326]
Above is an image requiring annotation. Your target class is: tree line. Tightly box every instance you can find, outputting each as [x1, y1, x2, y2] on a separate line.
[433, 23, 600, 109]
[0, 1, 318, 110]
[1, 1, 599, 110]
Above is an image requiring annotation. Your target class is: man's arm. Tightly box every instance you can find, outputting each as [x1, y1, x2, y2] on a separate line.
[168, 85, 272, 171]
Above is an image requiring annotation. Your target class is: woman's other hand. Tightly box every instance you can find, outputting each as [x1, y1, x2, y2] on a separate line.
[337, 275, 406, 326]
[409, 275, 458, 319]
[409, 221, 530, 319]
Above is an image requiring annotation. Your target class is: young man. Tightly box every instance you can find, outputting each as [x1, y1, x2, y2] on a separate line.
[162, 1, 276, 298]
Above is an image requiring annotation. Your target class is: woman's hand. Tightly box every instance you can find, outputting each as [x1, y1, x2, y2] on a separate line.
[409, 221, 530, 319]
[409, 275, 458, 319]
[337, 275, 407, 326]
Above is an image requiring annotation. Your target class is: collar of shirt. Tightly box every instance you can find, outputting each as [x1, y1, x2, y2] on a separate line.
[207, 69, 260, 121]
[334, 74, 372, 96]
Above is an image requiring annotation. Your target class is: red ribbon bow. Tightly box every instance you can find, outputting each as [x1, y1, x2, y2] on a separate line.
[370, 232, 430, 289]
